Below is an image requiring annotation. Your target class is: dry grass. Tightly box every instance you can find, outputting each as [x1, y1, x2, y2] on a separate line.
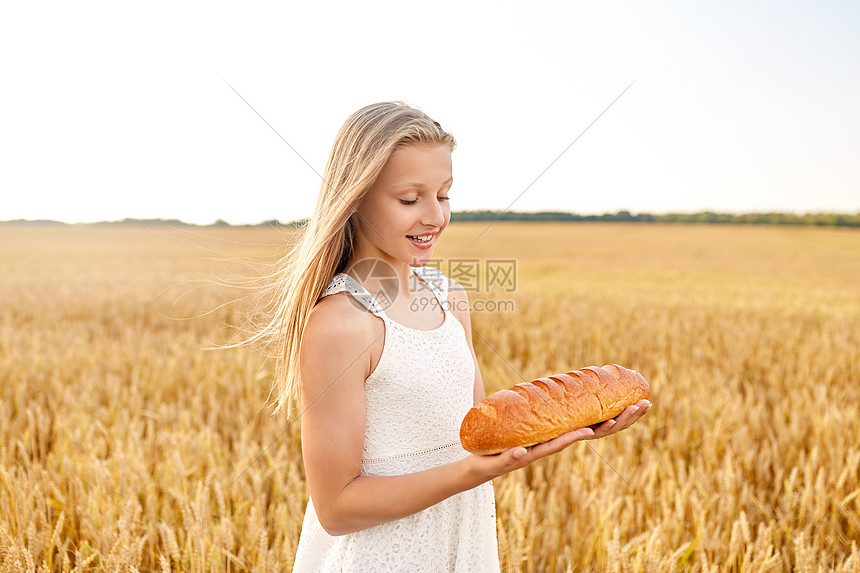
[1, 222, 858, 572]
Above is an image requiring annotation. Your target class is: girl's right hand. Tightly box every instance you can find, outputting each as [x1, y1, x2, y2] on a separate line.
[466, 426, 595, 479]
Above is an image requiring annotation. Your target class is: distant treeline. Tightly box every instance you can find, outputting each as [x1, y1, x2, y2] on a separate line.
[2, 211, 859, 227]
[450, 210, 860, 227]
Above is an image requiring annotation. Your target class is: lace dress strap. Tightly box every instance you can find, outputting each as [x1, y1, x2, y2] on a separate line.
[321, 273, 391, 320]
[410, 266, 450, 311]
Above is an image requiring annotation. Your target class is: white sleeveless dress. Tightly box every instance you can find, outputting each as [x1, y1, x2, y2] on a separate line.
[292, 266, 500, 572]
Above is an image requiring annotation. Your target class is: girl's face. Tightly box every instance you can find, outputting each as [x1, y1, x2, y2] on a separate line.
[353, 143, 453, 268]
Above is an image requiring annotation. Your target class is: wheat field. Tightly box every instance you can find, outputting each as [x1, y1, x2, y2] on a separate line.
[1, 222, 858, 572]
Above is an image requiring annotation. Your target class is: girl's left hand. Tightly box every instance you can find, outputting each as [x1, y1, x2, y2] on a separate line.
[512, 399, 651, 461]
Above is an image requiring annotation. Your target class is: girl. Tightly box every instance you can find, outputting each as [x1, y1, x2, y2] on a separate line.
[258, 102, 650, 571]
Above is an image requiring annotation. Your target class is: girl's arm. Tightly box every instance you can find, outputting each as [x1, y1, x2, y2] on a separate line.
[300, 292, 649, 537]
[301, 293, 496, 536]
[300, 293, 495, 536]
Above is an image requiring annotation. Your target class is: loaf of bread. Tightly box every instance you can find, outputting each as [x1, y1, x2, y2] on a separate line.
[459, 364, 650, 455]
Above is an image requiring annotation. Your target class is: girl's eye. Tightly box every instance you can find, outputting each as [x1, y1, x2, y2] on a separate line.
[437, 196, 450, 202]
[399, 199, 418, 205]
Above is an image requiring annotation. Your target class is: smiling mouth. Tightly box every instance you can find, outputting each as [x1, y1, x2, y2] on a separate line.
[406, 234, 433, 243]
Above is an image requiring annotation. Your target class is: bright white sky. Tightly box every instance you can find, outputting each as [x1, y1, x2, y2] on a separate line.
[2, 1, 858, 225]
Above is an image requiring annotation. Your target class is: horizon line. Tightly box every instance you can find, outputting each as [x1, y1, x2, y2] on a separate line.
[2, 208, 860, 228]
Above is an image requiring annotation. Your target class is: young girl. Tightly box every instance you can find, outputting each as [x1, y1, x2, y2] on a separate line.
[259, 102, 650, 571]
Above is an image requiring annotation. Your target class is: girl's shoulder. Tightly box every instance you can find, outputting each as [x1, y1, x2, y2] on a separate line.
[312, 285, 377, 321]
[306, 287, 381, 347]
[308, 274, 376, 334]
[300, 291, 383, 403]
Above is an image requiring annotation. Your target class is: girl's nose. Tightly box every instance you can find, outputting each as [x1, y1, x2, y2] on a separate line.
[421, 198, 447, 228]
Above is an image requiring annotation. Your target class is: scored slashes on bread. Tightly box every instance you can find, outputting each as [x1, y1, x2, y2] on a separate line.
[459, 364, 650, 455]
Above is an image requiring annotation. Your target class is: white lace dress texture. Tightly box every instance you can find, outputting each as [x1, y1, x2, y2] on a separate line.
[292, 266, 500, 572]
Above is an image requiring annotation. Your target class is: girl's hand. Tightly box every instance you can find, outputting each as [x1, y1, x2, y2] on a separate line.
[584, 399, 651, 440]
[466, 399, 652, 479]
[467, 427, 593, 478]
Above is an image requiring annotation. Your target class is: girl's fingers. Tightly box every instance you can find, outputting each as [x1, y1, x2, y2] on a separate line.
[510, 447, 528, 461]
[480, 447, 528, 475]
[594, 419, 617, 437]
[526, 427, 593, 460]
[483, 427, 594, 474]
[595, 401, 651, 437]
[475, 401, 652, 477]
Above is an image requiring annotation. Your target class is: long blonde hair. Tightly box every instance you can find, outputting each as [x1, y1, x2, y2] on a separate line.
[248, 102, 455, 415]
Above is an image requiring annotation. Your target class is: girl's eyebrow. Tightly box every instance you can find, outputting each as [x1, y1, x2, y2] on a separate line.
[391, 177, 453, 191]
